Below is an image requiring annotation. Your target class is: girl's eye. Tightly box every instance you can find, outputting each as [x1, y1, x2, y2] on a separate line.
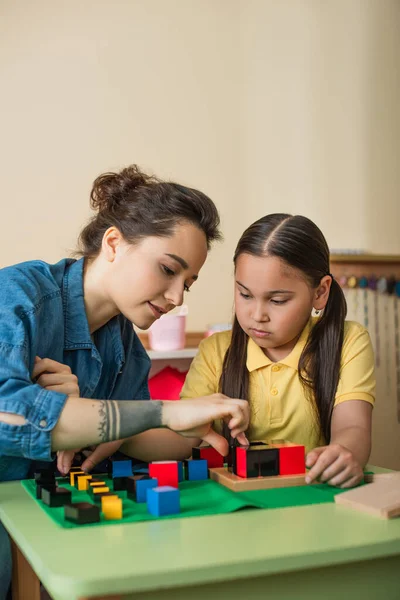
[239, 292, 251, 299]
[162, 265, 175, 277]
[271, 299, 287, 305]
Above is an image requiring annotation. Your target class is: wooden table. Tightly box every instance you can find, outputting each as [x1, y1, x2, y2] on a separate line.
[1, 466, 400, 600]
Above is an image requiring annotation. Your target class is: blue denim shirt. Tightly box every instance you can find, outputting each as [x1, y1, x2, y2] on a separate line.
[0, 258, 150, 481]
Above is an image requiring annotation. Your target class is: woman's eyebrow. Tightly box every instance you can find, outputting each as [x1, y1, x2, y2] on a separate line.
[165, 253, 198, 281]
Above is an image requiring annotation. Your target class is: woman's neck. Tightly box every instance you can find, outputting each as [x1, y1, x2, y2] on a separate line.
[83, 257, 119, 334]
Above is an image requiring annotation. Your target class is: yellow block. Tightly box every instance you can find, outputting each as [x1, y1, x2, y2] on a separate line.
[70, 470, 84, 486]
[77, 475, 92, 491]
[89, 481, 106, 488]
[101, 495, 119, 512]
[103, 497, 123, 520]
[92, 486, 109, 495]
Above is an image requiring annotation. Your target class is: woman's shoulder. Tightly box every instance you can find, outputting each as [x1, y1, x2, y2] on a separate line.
[0, 259, 70, 311]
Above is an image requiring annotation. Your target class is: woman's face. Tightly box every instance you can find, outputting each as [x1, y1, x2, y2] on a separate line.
[102, 222, 208, 329]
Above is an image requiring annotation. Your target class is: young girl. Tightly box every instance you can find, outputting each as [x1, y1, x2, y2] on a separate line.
[181, 213, 375, 489]
[0, 165, 249, 599]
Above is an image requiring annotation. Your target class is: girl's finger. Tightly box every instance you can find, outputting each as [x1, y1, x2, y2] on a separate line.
[325, 465, 353, 487]
[305, 447, 340, 483]
[339, 474, 363, 489]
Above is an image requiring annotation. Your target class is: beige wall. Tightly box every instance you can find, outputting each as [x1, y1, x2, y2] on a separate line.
[1, 1, 400, 468]
[1, 0, 399, 330]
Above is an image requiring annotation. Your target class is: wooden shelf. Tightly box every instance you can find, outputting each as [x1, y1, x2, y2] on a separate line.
[146, 348, 198, 360]
[331, 254, 400, 264]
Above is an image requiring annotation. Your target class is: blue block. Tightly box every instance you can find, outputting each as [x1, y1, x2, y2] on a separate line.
[147, 486, 180, 516]
[135, 478, 158, 503]
[177, 461, 184, 482]
[111, 460, 133, 478]
[186, 459, 208, 481]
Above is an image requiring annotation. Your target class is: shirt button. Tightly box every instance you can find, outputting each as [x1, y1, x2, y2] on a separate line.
[271, 388, 278, 396]
[272, 365, 281, 372]
[39, 419, 48, 428]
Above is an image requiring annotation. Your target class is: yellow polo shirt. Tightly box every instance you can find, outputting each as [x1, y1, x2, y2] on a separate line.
[181, 319, 375, 452]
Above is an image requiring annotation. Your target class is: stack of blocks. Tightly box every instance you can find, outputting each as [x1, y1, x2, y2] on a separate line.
[234, 440, 305, 478]
[35, 449, 226, 525]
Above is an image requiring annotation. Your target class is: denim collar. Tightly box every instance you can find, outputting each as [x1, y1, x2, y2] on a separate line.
[62, 258, 93, 349]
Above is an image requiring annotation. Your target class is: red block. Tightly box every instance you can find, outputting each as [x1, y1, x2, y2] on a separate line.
[192, 446, 224, 468]
[149, 461, 179, 488]
[270, 442, 305, 475]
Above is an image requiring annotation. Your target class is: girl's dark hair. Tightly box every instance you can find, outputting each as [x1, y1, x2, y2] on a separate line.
[220, 214, 347, 443]
[78, 165, 222, 256]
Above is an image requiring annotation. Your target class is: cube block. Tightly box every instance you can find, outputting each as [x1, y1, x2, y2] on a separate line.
[109, 459, 133, 478]
[147, 486, 180, 517]
[42, 487, 72, 507]
[185, 459, 208, 481]
[103, 497, 123, 520]
[269, 442, 305, 475]
[127, 475, 158, 502]
[192, 446, 224, 468]
[149, 461, 178, 488]
[235, 445, 279, 478]
[64, 502, 100, 525]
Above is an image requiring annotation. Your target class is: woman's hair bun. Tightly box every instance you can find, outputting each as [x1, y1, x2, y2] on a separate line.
[90, 164, 157, 212]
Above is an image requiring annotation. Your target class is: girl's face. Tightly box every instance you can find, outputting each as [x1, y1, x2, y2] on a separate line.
[101, 222, 208, 330]
[235, 254, 322, 359]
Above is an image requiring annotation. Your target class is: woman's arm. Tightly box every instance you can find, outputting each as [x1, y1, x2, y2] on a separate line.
[0, 393, 249, 455]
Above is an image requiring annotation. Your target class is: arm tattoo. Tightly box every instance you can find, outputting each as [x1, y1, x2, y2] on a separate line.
[98, 400, 163, 442]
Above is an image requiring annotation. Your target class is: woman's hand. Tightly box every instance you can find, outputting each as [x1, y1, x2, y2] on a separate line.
[305, 443, 364, 488]
[162, 394, 249, 455]
[33, 356, 80, 397]
[33, 356, 81, 475]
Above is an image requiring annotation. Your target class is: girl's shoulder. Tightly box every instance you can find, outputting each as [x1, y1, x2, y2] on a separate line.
[198, 330, 233, 360]
[341, 320, 372, 361]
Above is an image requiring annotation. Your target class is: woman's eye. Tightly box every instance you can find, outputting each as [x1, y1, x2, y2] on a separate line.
[162, 265, 175, 277]
[239, 292, 251, 299]
[271, 299, 287, 305]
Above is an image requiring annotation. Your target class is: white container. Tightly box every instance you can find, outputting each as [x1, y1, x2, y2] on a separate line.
[148, 314, 186, 351]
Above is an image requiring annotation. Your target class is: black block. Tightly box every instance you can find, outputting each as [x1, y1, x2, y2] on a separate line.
[41, 486, 72, 507]
[112, 477, 129, 491]
[64, 502, 100, 524]
[36, 482, 57, 500]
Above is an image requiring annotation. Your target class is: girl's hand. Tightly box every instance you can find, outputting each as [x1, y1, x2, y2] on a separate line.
[305, 443, 364, 488]
[33, 356, 80, 397]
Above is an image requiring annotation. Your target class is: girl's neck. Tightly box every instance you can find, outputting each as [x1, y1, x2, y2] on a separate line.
[83, 257, 119, 334]
[262, 334, 301, 363]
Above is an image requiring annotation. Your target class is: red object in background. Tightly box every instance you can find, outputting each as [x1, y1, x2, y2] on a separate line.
[149, 366, 187, 401]
[149, 461, 179, 488]
[192, 446, 224, 468]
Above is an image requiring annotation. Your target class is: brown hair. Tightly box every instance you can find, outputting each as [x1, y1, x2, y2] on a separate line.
[219, 213, 347, 443]
[78, 165, 222, 257]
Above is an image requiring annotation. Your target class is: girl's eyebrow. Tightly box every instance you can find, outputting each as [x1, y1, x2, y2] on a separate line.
[165, 253, 198, 281]
[236, 280, 294, 295]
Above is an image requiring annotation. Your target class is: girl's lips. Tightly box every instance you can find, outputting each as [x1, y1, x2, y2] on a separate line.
[250, 328, 271, 338]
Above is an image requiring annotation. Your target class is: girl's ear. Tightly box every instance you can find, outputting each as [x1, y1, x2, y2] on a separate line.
[101, 227, 123, 263]
[313, 275, 332, 311]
